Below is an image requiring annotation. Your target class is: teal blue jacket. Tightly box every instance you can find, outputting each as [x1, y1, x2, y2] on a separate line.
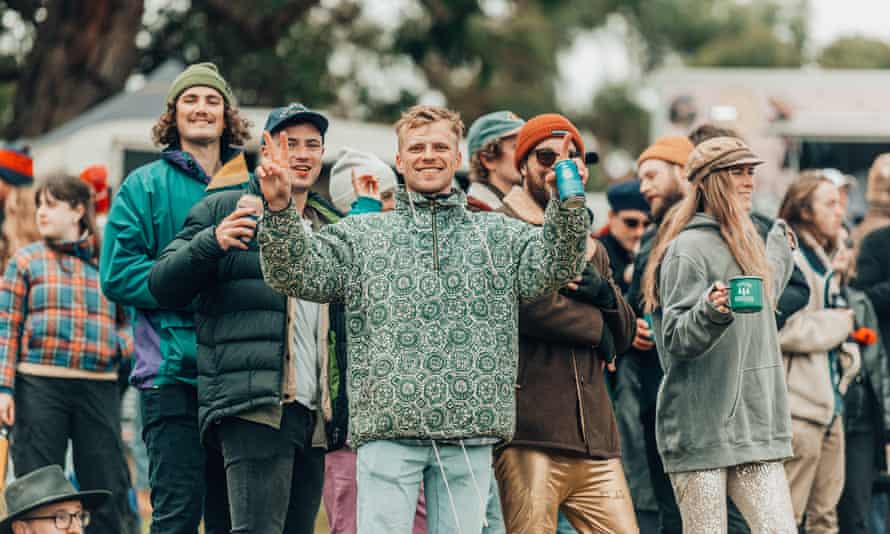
[100, 147, 244, 388]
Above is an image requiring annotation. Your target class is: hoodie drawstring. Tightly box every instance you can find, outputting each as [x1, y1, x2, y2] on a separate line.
[429, 438, 465, 534]
[428, 438, 490, 532]
[460, 439, 490, 528]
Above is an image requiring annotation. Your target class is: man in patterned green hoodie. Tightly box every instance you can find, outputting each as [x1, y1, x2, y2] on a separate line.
[257, 105, 590, 534]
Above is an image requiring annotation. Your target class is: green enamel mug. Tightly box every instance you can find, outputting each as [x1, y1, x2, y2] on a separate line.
[728, 276, 764, 313]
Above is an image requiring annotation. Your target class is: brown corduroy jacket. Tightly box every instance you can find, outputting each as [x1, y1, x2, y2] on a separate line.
[499, 187, 636, 458]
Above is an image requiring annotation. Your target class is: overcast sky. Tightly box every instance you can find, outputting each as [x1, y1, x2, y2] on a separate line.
[557, 0, 890, 110]
[809, 0, 890, 46]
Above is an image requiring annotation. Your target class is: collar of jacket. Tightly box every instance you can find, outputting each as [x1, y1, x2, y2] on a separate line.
[501, 186, 545, 226]
[306, 190, 342, 225]
[797, 229, 833, 276]
[162, 145, 242, 185]
[48, 233, 97, 262]
[394, 187, 467, 211]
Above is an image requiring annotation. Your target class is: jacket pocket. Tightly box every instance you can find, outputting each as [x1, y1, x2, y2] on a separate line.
[728, 364, 784, 440]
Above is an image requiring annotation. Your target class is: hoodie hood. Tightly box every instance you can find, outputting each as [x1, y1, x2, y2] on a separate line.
[681, 212, 721, 233]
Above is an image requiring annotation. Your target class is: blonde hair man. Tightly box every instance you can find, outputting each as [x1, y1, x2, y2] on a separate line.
[256, 105, 592, 534]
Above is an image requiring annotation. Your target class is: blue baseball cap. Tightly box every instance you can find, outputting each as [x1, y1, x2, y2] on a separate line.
[263, 103, 329, 140]
[466, 111, 525, 157]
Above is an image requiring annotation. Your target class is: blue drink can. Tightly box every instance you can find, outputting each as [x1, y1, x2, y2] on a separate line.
[553, 159, 586, 208]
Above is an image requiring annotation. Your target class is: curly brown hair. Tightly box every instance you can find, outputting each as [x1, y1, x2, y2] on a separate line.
[151, 101, 252, 148]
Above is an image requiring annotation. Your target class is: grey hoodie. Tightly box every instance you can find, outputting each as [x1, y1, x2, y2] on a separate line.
[653, 213, 795, 473]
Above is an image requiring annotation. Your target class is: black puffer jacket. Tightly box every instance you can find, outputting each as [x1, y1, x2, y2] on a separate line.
[855, 225, 890, 363]
[148, 182, 348, 448]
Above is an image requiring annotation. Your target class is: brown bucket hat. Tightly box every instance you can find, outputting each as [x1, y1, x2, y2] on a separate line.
[685, 136, 764, 183]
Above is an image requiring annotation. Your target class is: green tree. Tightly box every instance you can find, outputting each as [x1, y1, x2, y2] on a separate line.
[818, 36, 890, 69]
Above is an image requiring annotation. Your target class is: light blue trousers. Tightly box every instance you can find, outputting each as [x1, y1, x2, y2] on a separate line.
[357, 441, 493, 534]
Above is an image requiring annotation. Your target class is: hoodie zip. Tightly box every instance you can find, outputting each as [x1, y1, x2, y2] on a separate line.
[431, 201, 440, 271]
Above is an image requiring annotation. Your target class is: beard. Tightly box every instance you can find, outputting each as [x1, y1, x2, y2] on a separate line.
[526, 175, 551, 208]
[653, 189, 686, 223]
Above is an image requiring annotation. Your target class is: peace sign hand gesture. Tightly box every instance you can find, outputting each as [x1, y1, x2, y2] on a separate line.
[543, 134, 589, 197]
[257, 131, 293, 212]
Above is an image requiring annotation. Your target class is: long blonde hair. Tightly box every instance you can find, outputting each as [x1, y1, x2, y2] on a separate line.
[642, 169, 771, 313]
[1, 185, 39, 271]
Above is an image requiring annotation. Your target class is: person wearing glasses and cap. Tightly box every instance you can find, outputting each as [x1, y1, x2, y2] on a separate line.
[494, 113, 639, 532]
[0, 465, 109, 534]
[599, 180, 650, 294]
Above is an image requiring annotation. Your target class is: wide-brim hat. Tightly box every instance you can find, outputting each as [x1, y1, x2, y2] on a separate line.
[685, 136, 764, 183]
[0, 465, 109, 534]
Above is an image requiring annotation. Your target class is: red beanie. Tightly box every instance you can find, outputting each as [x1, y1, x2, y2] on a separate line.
[514, 114, 584, 170]
[80, 164, 109, 214]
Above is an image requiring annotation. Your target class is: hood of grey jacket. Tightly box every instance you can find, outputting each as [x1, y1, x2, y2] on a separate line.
[652, 212, 795, 473]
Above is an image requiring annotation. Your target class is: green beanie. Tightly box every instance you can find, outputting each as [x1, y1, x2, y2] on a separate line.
[166, 62, 236, 106]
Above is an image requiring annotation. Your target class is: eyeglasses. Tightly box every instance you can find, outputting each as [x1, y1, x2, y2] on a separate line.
[619, 217, 649, 229]
[532, 148, 581, 168]
[25, 510, 90, 529]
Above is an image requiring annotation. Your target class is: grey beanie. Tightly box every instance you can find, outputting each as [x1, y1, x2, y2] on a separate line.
[329, 147, 398, 213]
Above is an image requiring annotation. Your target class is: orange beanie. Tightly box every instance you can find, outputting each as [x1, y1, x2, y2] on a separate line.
[514, 114, 584, 170]
[637, 136, 695, 168]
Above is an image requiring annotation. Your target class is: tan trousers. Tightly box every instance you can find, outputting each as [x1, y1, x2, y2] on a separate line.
[494, 447, 638, 534]
[784, 417, 845, 533]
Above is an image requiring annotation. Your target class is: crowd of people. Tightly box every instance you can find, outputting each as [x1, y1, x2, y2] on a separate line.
[0, 61, 886, 534]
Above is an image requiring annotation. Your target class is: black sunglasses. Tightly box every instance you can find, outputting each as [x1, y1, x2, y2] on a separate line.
[533, 148, 581, 168]
[619, 217, 649, 229]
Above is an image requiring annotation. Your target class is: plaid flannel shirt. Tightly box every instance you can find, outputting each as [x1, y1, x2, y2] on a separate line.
[0, 238, 134, 392]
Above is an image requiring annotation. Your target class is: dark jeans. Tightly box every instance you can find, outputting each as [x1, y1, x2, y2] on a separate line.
[141, 384, 230, 534]
[208, 403, 324, 534]
[838, 381, 881, 534]
[12, 374, 136, 534]
[640, 366, 750, 534]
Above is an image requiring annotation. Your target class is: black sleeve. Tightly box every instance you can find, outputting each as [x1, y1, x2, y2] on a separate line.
[776, 264, 810, 330]
[853, 230, 890, 317]
[148, 198, 225, 309]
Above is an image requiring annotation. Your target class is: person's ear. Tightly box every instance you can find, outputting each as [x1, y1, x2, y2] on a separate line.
[480, 152, 497, 172]
[11, 520, 29, 534]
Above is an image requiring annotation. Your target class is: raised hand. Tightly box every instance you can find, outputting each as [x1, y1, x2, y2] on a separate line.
[544, 134, 589, 195]
[257, 130, 293, 212]
[352, 169, 381, 201]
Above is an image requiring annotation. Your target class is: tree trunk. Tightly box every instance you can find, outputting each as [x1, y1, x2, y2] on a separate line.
[6, 0, 145, 139]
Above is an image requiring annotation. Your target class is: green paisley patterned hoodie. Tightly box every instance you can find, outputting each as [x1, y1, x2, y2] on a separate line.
[258, 188, 589, 447]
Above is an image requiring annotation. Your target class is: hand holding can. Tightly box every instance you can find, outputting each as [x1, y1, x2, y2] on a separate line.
[545, 134, 587, 208]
